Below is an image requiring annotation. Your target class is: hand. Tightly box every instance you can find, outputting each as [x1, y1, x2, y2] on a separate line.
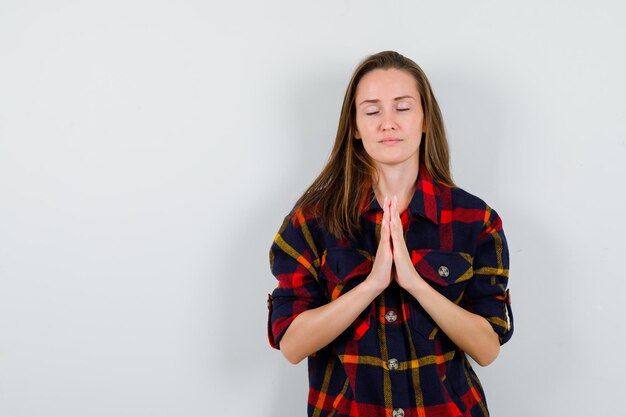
[364, 196, 394, 294]
[388, 195, 424, 293]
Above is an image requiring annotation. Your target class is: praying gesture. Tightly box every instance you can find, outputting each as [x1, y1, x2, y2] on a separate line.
[366, 194, 425, 295]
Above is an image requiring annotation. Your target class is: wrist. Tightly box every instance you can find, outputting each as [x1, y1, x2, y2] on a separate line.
[361, 275, 385, 298]
[405, 272, 428, 299]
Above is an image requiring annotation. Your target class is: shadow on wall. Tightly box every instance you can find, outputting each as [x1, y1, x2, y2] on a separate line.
[478, 200, 578, 416]
[212, 69, 345, 415]
[212, 189, 307, 415]
[263, 70, 347, 416]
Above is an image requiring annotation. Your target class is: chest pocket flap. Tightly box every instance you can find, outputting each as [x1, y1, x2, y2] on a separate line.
[411, 249, 473, 286]
[322, 248, 373, 285]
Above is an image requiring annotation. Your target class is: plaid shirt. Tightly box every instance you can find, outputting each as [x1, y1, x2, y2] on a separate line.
[267, 163, 513, 417]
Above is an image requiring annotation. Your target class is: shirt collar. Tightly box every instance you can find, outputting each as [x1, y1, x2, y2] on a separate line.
[363, 162, 440, 225]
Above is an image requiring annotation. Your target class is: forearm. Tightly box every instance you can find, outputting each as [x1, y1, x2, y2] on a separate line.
[280, 279, 381, 364]
[406, 277, 500, 366]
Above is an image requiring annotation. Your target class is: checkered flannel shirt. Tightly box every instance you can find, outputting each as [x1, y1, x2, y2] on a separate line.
[267, 163, 513, 417]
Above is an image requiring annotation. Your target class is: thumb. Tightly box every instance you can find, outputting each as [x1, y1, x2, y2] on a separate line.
[381, 217, 391, 246]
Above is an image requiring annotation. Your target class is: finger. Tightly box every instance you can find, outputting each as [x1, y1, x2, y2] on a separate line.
[382, 195, 387, 230]
[381, 217, 388, 240]
[390, 196, 404, 243]
[383, 218, 395, 260]
[393, 195, 400, 219]
[390, 195, 399, 235]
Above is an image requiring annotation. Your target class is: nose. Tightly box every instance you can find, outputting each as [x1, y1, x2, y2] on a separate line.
[381, 110, 396, 131]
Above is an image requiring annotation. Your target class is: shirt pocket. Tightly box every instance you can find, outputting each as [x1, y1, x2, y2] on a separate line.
[320, 247, 374, 340]
[409, 249, 474, 340]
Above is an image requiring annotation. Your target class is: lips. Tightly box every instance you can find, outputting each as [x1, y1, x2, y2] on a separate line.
[380, 138, 402, 144]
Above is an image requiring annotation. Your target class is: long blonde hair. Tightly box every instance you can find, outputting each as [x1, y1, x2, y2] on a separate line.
[293, 51, 454, 240]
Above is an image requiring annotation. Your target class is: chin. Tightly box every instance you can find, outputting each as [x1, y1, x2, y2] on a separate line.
[373, 157, 410, 167]
[373, 152, 419, 166]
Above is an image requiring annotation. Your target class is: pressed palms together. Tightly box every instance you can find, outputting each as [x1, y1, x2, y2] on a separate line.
[367, 195, 424, 294]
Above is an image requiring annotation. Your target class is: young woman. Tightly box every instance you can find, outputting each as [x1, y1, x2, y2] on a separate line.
[267, 50, 513, 417]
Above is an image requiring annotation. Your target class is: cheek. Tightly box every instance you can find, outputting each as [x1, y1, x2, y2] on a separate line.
[409, 112, 424, 127]
[355, 117, 375, 138]
[354, 116, 365, 135]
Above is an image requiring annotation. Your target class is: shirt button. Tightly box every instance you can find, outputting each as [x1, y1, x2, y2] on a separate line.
[387, 358, 399, 370]
[393, 408, 405, 417]
[384, 310, 397, 323]
[438, 265, 450, 277]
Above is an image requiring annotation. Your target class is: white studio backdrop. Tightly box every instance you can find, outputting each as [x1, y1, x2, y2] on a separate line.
[1, 1, 625, 416]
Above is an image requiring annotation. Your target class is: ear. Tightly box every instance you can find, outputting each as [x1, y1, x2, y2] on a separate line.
[354, 129, 361, 139]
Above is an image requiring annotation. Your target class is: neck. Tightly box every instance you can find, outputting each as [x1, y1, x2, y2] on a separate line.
[372, 159, 419, 213]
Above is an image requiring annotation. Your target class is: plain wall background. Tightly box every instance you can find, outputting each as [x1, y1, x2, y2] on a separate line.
[1, 1, 625, 416]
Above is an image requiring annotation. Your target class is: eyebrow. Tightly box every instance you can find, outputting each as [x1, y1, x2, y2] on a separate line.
[358, 95, 416, 106]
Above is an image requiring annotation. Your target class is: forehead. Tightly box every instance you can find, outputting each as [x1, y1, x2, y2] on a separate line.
[355, 68, 419, 100]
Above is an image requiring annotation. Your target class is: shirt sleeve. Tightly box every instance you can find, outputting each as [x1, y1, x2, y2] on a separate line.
[462, 206, 514, 346]
[267, 210, 326, 350]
